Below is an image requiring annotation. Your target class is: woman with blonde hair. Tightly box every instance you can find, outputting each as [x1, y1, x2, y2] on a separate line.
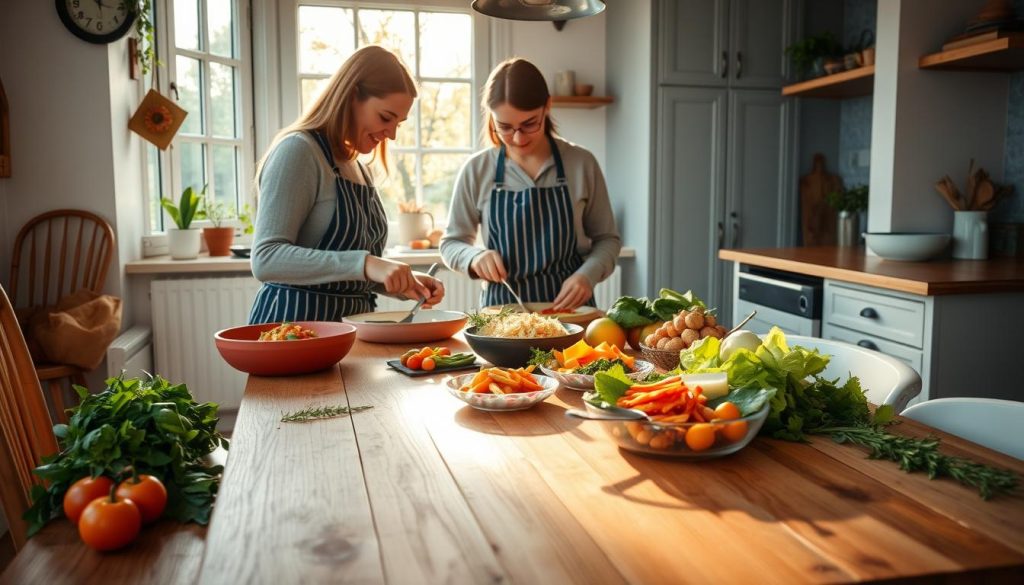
[441, 58, 620, 311]
[249, 45, 444, 324]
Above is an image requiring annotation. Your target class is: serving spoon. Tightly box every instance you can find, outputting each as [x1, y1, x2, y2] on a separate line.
[564, 405, 652, 422]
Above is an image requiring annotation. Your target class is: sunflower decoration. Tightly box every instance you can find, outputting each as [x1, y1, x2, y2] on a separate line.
[129, 89, 188, 150]
[143, 105, 174, 134]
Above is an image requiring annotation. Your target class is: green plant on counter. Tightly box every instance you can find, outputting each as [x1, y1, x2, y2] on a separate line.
[238, 203, 255, 235]
[161, 185, 205, 229]
[785, 31, 842, 78]
[827, 184, 868, 213]
[198, 197, 236, 228]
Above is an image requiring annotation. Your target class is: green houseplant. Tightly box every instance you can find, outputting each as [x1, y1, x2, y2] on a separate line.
[785, 31, 842, 79]
[161, 186, 204, 259]
[827, 184, 868, 247]
[198, 198, 236, 257]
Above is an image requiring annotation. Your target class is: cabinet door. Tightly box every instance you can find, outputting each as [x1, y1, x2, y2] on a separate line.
[729, 0, 790, 88]
[721, 89, 791, 320]
[653, 87, 728, 310]
[658, 0, 729, 87]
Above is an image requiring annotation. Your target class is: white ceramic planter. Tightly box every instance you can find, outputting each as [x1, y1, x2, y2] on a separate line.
[168, 228, 201, 260]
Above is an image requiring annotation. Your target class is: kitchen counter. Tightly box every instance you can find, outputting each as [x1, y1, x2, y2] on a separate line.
[5, 336, 1024, 583]
[719, 246, 1024, 296]
[126, 247, 637, 275]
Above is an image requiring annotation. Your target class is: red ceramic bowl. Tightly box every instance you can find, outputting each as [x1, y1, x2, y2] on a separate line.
[214, 321, 357, 376]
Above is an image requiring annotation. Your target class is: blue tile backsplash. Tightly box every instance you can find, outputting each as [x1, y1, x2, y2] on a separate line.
[838, 0, 876, 190]
[999, 0, 1024, 222]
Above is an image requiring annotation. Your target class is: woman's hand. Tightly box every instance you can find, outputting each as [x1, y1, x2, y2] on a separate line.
[364, 256, 430, 298]
[469, 250, 507, 283]
[412, 272, 445, 307]
[552, 274, 592, 312]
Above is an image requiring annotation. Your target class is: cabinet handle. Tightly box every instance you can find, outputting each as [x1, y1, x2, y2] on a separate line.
[721, 51, 728, 78]
[857, 340, 879, 351]
[859, 307, 879, 319]
[736, 51, 743, 79]
[730, 212, 739, 248]
[717, 221, 724, 248]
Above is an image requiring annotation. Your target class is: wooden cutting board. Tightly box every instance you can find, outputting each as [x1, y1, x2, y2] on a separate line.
[800, 154, 842, 246]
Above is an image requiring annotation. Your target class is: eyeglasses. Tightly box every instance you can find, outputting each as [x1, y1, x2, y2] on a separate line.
[493, 116, 544, 137]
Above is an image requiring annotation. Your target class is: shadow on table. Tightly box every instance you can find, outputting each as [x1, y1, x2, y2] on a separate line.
[453, 401, 583, 436]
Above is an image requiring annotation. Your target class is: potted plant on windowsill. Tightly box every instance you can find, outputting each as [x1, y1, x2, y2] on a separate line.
[161, 186, 203, 260]
[827, 184, 868, 247]
[200, 199, 236, 257]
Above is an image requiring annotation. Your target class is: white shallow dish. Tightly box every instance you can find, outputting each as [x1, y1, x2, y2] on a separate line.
[540, 360, 656, 391]
[863, 232, 950, 262]
[343, 310, 467, 343]
[445, 372, 559, 411]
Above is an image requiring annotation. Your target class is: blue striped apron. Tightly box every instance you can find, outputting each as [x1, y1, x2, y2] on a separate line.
[482, 136, 588, 307]
[248, 131, 388, 324]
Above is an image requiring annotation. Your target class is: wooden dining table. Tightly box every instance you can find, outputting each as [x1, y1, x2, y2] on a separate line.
[4, 337, 1024, 584]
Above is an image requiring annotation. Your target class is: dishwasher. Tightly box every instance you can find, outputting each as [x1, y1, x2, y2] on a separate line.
[732, 265, 823, 337]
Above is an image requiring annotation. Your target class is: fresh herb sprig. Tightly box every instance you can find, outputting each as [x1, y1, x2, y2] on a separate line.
[466, 306, 515, 330]
[527, 348, 555, 368]
[280, 404, 373, 423]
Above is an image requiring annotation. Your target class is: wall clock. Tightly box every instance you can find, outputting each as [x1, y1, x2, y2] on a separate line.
[56, 0, 137, 44]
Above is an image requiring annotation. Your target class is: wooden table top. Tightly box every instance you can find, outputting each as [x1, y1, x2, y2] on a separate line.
[719, 246, 1024, 295]
[5, 338, 1024, 584]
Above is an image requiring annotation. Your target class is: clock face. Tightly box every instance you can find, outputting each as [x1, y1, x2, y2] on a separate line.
[56, 0, 137, 44]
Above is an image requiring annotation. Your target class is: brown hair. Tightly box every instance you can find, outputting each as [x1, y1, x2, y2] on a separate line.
[257, 45, 416, 184]
[482, 58, 557, 147]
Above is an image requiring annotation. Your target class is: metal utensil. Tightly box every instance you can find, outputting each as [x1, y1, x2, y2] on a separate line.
[500, 279, 529, 313]
[723, 309, 757, 339]
[398, 263, 441, 323]
[564, 406, 652, 422]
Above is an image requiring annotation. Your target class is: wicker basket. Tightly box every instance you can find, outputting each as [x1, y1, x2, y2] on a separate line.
[639, 343, 683, 371]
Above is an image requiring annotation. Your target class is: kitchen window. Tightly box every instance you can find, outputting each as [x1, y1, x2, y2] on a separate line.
[146, 0, 254, 233]
[287, 1, 483, 226]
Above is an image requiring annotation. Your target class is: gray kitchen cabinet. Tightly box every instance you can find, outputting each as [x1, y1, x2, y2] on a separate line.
[655, 87, 792, 319]
[659, 0, 790, 89]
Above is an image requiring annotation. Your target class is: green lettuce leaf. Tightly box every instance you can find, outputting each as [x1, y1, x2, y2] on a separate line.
[592, 365, 632, 405]
[707, 385, 776, 417]
[606, 296, 659, 329]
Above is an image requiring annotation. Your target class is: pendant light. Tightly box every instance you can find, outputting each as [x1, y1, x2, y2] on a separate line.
[471, 0, 605, 22]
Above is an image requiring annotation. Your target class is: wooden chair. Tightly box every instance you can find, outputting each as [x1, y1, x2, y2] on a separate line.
[902, 398, 1024, 460]
[0, 283, 59, 552]
[8, 209, 115, 421]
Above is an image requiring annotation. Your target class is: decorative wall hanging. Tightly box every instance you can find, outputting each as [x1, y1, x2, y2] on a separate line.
[128, 89, 187, 150]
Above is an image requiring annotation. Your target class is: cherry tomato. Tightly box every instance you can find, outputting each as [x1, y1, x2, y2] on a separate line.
[437, 347, 452, 357]
[400, 349, 418, 367]
[407, 355, 423, 370]
[78, 495, 141, 551]
[422, 357, 436, 371]
[714, 401, 741, 420]
[116, 474, 167, 524]
[684, 423, 716, 452]
[63, 476, 115, 524]
[722, 421, 749, 443]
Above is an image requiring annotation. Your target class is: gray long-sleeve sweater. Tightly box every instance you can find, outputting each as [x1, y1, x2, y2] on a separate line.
[440, 136, 622, 286]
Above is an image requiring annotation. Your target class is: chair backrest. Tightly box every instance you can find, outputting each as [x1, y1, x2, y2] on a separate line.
[8, 209, 116, 310]
[902, 398, 1024, 460]
[0, 284, 58, 550]
[787, 335, 922, 414]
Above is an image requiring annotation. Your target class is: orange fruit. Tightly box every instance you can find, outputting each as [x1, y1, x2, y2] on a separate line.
[629, 321, 665, 350]
[684, 423, 717, 451]
[585, 317, 627, 350]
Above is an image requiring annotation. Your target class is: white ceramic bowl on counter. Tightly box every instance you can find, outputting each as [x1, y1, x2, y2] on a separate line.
[863, 232, 950, 262]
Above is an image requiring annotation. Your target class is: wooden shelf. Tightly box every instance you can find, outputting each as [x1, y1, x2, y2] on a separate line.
[781, 65, 875, 99]
[550, 96, 614, 109]
[918, 34, 1024, 71]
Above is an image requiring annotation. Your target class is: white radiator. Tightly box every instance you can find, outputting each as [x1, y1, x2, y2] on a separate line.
[106, 326, 154, 380]
[151, 277, 261, 410]
[375, 266, 623, 312]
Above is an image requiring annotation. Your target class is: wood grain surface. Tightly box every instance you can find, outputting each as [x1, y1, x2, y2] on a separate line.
[719, 246, 1024, 295]
[6, 339, 1024, 584]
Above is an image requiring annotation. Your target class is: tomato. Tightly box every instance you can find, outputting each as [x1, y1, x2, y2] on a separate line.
[400, 349, 418, 367]
[436, 347, 452, 357]
[714, 402, 741, 421]
[684, 423, 716, 452]
[722, 421, 749, 443]
[421, 357, 436, 371]
[406, 355, 423, 370]
[63, 476, 115, 524]
[116, 475, 167, 524]
[78, 495, 141, 551]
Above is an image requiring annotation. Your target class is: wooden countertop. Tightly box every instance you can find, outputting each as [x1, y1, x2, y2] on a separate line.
[720, 246, 1024, 295]
[7, 338, 1024, 583]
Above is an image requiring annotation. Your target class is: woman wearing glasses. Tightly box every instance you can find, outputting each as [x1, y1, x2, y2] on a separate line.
[441, 58, 621, 311]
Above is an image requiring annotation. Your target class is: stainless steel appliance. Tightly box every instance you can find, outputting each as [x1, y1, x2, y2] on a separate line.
[733, 265, 822, 336]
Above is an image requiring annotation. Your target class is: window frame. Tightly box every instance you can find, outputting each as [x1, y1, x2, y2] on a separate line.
[145, 0, 256, 235]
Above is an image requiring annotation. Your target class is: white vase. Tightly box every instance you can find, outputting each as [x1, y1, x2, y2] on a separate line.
[952, 211, 988, 260]
[168, 228, 201, 260]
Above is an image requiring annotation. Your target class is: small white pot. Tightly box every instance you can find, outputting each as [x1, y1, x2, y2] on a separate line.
[168, 228, 202, 260]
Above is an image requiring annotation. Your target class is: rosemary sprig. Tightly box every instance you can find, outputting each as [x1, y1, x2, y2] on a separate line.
[280, 404, 373, 423]
[820, 424, 1019, 500]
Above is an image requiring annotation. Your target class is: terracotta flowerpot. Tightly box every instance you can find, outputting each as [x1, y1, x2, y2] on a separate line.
[203, 226, 235, 257]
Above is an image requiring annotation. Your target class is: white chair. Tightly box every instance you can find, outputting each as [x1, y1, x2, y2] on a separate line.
[787, 335, 922, 414]
[901, 398, 1024, 460]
